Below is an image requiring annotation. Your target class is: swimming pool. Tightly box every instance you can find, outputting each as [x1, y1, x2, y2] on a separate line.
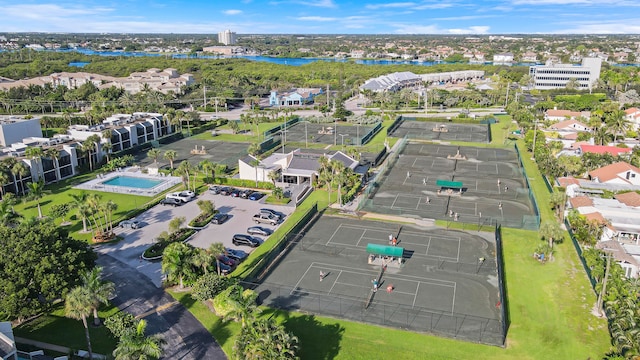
[101, 176, 163, 189]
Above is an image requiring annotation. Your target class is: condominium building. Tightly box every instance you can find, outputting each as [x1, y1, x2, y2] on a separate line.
[218, 29, 237, 45]
[529, 57, 602, 90]
[0, 116, 43, 147]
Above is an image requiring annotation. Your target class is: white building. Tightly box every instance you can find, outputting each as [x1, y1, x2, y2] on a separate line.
[0, 116, 43, 147]
[529, 57, 602, 90]
[0, 322, 16, 360]
[218, 29, 237, 45]
[360, 72, 422, 93]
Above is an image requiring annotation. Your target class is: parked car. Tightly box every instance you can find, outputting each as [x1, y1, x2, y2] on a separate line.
[166, 192, 192, 203]
[247, 226, 272, 236]
[119, 219, 141, 229]
[230, 189, 242, 197]
[220, 187, 235, 196]
[209, 186, 221, 194]
[216, 262, 232, 275]
[179, 190, 196, 199]
[211, 213, 229, 225]
[232, 234, 261, 247]
[260, 208, 283, 220]
[216, 254, 237, 267]
[225, 248, 248, 262]
[159, 198, 183, 206]
[253, 213, 279, 225]
[248, 192, 265, 201]
[240, 189, 254, 199]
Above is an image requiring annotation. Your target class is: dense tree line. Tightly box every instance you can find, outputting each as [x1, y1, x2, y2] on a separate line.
[0, 219, 97, 322]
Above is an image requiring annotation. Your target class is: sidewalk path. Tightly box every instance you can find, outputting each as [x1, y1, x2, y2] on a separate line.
[97, 255, 227, 360]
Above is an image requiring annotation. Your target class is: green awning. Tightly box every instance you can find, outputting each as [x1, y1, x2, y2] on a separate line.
[366, 243, 404, 257]
[436, 180, 463, 188]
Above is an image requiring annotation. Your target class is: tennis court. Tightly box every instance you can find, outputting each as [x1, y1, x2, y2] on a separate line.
[388, 118, 489, 143]
[132, 138, 250, 169]
[281, 122, 378, 146]
[251, 216, 505, 345]
[360, 143, 538, 229]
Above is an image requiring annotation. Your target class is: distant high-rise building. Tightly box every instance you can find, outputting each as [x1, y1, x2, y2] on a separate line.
[218, 29, 237, 45]
[529, 57, 602, 91]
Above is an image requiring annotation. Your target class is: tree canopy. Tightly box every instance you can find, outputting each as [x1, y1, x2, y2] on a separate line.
[0, 220, 96, 321]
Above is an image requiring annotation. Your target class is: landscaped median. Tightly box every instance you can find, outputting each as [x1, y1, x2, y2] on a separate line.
[142, 228, 197, 260]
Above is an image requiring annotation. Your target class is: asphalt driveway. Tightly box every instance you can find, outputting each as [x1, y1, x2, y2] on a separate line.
[98, 255, 227, 360]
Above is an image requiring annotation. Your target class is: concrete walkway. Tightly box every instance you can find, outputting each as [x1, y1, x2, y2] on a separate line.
[97, 255, 227, 360]
[14, 337, 106, 359]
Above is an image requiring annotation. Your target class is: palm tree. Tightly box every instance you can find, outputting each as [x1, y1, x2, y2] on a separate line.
[25, 179, 48, 218]
[81, 137, 97, 171]
[163, 150, 178, 170]
[191, 249, 212, 275]
[250, 159, 261, 187]
[605, 109, 630, 144]
[540, 221, 564, 249]
[102, 129, 114, 162]
[81, 267, 116, 326]
[268, 170, 280, 186]
[65, 286, 94, 360]
[198, 159, 214, 183]
[25, 146, 44, 181]
[113, 319, 164, 360]
[11, 162, 29, 196]
[162, 242, 194, 288]
[208, 242, 226, 276]
[0, 200, 20, 226]
[0, 171, 9, 199]
[44, 147, 61, 182]
[147, 148, 161, 165]
[70, 192, 91, 232]
[176, 161, 195, 190]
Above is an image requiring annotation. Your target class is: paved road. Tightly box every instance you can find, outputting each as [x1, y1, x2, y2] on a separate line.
[98, 254, 227, 360]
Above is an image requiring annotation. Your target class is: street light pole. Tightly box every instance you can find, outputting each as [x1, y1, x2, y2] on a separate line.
[305, 121, 308, 148]
[339, 134, 347, 149]
[531, 119, 538, 160]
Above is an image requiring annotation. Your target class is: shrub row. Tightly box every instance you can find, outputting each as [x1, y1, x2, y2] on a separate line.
[213, 178, 275, 190]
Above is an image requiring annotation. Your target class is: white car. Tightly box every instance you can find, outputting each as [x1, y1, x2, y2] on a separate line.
[166, 191, 194, 203]
[119, 219, 141, 229]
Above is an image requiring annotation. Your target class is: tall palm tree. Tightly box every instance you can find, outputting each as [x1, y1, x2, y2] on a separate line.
[113, 319, 164, 360]
[81, 267, 115, 326]
[1, 157, 18, 194]
[25, 146, 44, 181]
[147, 148, 161, 165]
[25, 179, 48, 218]
[250, 159, 261, 187]
[163, 150, 178, 170]
[102, 129, 114, 162]
[605, 109, 630, 144]
[198, 159, 214, 183]
[208, 242, 226, 276]
[540, 221, 564, 249]
[176, 161, 195, 191]
[0, 200, 20, 226]
[11, 162, 29, 196]
[70, 192, 91, 232]
[268, 170, 280, 186]
[65, 286, 94, 360]
[81, 137, 97, 171]
[162, 242, 194, 288]
[191, 249, 212, 275]
[44, 147, 61, 182]
[0, 171, 9, 199]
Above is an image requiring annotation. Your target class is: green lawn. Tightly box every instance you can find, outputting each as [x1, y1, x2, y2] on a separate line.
[13, 303, 120, 356]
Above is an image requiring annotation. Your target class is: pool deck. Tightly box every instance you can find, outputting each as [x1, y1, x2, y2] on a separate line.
[73, 166, 182, 196]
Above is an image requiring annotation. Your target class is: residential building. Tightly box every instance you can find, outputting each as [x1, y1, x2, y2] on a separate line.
[579, 145, 632, 158]
[0, 69, 194, 95]
[202, 46, 246, 55]
[588, 162, 640, 185]
[360, 72, 422, 93]
[218, 29, 237, 45]
[529, 57, 602, 90]
[548, 119, 590, 132]
[420, 71, 484, 85]
[269, 88, 323, 107]
[624, 107, 640, 128]
[493, 53, 514, 65]
[0, 116, 43, 147]
[545, 109, 591, 121]
[0, 322, 16, 360]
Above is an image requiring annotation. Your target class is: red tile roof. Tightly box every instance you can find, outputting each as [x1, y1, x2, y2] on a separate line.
[624, 107, 639, 115]
[579, 145, 632, 156]
[614, 191, 640, 207]
[584, 212, 616, 231]
[569, 196, 594, 209]
[557, 177, 580, 187]
[589, 162, 640, 184]
[549, 119, 589, 131]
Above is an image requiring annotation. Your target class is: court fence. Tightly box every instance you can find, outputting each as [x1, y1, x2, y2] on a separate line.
[359, 121, 383, 146]
[359, 134, 409, 205]
[494, 224, 509, 346]
[513, 143, 541, 230]
[263, 116, 301, 138]
[565, 218, 598, 291]
[243, 280, 506, 347]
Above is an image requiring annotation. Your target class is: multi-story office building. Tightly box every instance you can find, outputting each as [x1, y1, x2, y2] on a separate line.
[218, 29, 237, 45]
[529, 58, 602, 90]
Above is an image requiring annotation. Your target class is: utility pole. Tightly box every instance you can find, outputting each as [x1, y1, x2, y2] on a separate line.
[531, 119, 538, 159]
[596, 253, 611, 317]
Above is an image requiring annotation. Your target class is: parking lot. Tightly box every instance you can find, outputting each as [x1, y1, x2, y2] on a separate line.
[96, 189, 294, 287]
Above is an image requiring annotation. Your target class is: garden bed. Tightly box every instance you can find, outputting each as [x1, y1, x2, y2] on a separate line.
[142, 228, 197, 260]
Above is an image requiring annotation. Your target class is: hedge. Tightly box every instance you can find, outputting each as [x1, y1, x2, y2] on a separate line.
[213, 178, 275, 190]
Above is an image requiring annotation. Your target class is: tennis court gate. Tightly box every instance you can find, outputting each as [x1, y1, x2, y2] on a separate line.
[243, 280, 506, 347]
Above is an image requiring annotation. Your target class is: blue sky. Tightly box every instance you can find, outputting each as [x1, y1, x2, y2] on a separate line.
[2, 0, 640, 34]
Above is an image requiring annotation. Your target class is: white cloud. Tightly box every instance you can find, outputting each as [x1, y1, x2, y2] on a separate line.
[553, 21, 640, 33]
[431, 15, 495, 21]
[365, 2, 416, 10]
[223, 9, 243, 15]
[3, 4, 113, 19]
[512, 0, 640, 5]
[301, 0, 337, 7]
[393, 23, 490, 34]
[298, 16, 338, 21]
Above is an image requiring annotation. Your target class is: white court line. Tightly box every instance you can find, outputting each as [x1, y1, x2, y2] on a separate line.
[456, 238, 461, 262]
[326, 225, 342, 246]
[413, 282, 420, 307]
[291, 264, 316, 295]
[328, 270, 343, 294]
[390, 193, 401, 208]
[311, 262, 456, 286]
[355, 229, 367, 247]
[451, 283, 457, 315]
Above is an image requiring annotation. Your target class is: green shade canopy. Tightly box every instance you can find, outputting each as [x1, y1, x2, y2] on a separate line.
[436, 179, 463, 188]
[366, 243, 404, 257]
